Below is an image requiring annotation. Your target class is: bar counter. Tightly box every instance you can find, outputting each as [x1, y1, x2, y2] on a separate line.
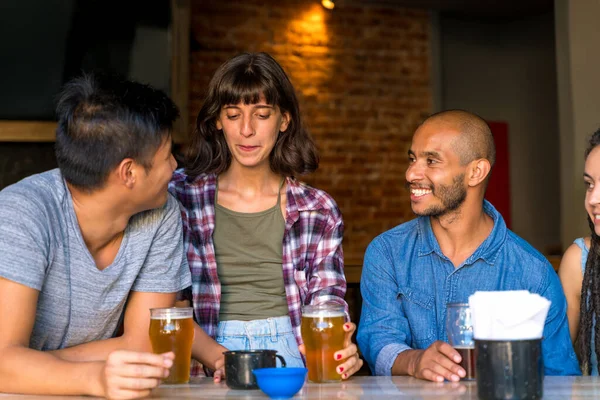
[2, 376, 600, 399]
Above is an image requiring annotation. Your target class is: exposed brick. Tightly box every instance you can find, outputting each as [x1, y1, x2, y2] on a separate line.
[190, 0, 431, 265]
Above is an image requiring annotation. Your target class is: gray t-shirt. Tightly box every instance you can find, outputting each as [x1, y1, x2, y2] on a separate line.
[0, 169, 191, 351]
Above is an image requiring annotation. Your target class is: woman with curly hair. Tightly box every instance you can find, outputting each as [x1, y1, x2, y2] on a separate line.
[560, 128, 600, 375]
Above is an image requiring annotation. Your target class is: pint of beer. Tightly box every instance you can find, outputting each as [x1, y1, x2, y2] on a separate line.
[149, 307, 194, 384]
[301, 304, 346, 383]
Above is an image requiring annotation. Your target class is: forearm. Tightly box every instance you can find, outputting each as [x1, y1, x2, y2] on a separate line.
[191, 324, 227, 370]
[0, 346, 103, 396]
[391, 349, 421, 376]
[50, 334, 150, 362]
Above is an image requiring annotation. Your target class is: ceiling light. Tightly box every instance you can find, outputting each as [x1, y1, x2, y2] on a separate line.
[321, 0, 334, 10]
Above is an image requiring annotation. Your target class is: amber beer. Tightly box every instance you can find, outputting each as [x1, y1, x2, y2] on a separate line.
[301, 304, 346, 383]
[149, 307, 194, 384]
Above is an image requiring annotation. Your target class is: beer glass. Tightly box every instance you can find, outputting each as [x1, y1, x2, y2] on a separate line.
[149, 307, 194, 384]
[301, 304, 346, 383]
[446, 303, 475, 380]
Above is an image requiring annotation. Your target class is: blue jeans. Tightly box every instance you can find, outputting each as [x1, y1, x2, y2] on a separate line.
[216, 316, 305, 368]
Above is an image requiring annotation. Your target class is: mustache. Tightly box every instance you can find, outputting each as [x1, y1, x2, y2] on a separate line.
[405, 181, 433, 191]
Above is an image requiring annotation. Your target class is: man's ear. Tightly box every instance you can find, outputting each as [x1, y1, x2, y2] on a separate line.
[117, 158, 136, 189]
[467, 159, 491, 187]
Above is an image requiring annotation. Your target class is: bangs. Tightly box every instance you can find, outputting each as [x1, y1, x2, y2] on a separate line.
[217, 71, 281, 107]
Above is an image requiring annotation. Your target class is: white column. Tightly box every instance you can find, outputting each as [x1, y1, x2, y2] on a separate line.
[555, 0, 600, 249]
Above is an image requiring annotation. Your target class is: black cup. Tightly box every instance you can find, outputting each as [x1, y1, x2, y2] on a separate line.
[223, 350, 287, 390]
[475, 339, 543, 400]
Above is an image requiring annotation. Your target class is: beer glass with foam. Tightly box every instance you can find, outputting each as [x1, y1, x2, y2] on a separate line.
[446, 303, 475, 380]
[301, 304, 346, 383]
[149, 307, 194, 384]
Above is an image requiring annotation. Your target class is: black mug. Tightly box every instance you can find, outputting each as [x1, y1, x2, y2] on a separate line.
[223, 350, 287, 390]
[475, 339, 543, 400]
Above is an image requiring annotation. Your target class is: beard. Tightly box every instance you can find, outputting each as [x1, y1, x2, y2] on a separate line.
[408, 173, 467, 217]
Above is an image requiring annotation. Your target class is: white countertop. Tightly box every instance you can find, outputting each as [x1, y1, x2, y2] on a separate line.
[2, 376, 600, 399]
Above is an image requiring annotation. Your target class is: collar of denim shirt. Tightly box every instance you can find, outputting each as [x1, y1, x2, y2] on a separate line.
[416, 199, 504, 267]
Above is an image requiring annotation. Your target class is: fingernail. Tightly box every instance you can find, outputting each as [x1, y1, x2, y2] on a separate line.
[344, 324, 350, 329]
[454, 356, 461, 363]
[336, 353, 342, 360]
[164, 359, 173, 367]
[338, 367, 344, 373]
[164, 370, 169, 377]
[342, 373, 347, 379]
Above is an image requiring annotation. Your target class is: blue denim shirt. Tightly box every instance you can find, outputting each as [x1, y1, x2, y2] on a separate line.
[357, 201, 581, 377]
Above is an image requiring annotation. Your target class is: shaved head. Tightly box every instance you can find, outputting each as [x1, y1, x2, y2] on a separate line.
[420, 110, 496, 167]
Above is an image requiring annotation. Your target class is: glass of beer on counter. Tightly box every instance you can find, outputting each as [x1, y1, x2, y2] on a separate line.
[149, 307, 194, 384]
[446, 303, 475, 380]
[301, 304, 346, 383]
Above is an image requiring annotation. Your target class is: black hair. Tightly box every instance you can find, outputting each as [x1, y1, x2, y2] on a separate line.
[55, 72, 179, 190]
[578, 127, 600, 375]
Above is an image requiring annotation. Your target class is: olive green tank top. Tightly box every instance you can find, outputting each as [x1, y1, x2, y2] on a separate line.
[214, 179, 288, 321]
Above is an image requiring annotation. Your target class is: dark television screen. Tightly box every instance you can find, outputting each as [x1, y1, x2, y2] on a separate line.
[0, 0, 171, 120]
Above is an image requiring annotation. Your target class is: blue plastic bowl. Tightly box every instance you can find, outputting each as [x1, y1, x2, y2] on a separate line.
[252, 367, 308, 399]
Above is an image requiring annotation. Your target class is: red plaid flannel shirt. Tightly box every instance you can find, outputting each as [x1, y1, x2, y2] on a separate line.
[168, 170, 348, 376]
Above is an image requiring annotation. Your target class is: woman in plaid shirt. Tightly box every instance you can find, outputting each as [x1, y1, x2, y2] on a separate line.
[169, 52, 363, 380]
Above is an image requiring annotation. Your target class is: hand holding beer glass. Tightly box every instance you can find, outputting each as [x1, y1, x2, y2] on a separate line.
[149, 307, 194, 384]
[301, 304, 346, 383]
[446, 303, 475, 380]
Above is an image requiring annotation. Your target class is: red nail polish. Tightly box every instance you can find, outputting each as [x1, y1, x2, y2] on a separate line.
[339, 367, 344, 373]
[343, 373, 347, 379]
[344, 324, 350, 329]
[336, 354, 342, 360]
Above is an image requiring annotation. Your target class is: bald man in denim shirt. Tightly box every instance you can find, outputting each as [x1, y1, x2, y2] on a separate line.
[357, 110, 580, 381]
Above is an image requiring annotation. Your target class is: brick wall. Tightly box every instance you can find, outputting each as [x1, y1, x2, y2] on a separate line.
[190, 0, 432, 265]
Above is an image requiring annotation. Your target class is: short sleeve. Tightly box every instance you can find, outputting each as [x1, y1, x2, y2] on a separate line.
[132, 194, 191, 292]
[0, 190, 50, 290]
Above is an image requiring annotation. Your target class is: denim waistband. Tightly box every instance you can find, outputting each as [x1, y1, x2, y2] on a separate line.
[216, 315, 293, 342]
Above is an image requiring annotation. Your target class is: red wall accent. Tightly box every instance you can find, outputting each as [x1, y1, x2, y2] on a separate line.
[485, 121, 511, 229]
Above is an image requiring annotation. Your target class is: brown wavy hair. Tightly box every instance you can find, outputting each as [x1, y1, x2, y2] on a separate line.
[183, 52, 318, 178]
[578, 127, 600, 375]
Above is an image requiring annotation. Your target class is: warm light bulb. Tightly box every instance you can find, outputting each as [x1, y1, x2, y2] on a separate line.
[321, 0, 334, 10]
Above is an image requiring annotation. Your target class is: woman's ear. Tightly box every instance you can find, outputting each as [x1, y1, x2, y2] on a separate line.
[280, 112, 290, 133]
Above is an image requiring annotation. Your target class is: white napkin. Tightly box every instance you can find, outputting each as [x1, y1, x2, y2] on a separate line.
[468, 290, 550, 340]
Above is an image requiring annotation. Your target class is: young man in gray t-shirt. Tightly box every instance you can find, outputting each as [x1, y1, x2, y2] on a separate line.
[0, 74, 212, 398]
